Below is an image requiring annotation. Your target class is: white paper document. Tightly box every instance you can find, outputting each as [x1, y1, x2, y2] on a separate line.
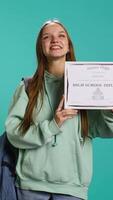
[64, 61, 113, 109]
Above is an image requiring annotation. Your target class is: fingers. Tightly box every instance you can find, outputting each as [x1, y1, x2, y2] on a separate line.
[55, 96, 79, 127]
[55, 108, 78, 127]
[61, 109, 78, 117]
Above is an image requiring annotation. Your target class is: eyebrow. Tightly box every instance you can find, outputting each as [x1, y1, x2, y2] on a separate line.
[42, 31, 66, 36]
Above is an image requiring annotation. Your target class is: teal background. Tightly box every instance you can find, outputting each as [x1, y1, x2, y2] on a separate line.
[0, 0, 113, 199]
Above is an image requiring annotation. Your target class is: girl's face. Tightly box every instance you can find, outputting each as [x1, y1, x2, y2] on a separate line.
[41, 23, 69, 61]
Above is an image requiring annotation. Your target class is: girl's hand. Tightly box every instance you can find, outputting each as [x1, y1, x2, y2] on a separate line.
[54, 96, 78, 127]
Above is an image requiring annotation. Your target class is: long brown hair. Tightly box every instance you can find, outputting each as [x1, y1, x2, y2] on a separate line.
[20, 19, 88, 137]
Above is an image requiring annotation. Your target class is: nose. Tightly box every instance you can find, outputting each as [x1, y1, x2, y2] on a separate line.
[51, 35, 58, 43]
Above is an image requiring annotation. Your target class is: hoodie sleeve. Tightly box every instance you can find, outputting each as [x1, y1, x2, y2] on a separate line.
[5, 81, 62, 149]
[88, 110, 113, 138]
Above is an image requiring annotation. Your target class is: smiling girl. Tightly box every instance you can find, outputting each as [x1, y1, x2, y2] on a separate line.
[5, 20, 113, 200]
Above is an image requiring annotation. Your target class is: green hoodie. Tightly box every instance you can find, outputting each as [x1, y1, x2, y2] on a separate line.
[5, 71, 113, 200]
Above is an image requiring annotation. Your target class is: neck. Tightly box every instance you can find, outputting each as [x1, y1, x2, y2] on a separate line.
[47, 57, 65, 76]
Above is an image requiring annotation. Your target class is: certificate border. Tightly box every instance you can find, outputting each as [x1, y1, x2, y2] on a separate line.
[64, 61, 113, 109]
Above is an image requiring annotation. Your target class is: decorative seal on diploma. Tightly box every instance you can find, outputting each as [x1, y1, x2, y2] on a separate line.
[64, 61, 113, 109]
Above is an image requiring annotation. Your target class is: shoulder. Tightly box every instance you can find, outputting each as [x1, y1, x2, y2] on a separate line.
[12, 80, 29, 102]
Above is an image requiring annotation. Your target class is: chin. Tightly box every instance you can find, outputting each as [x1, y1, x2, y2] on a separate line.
[49, 53, 66, 59]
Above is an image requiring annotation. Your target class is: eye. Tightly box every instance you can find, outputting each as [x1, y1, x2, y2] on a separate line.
[59, 34, 66, 38]
[42, 35, 49, 40]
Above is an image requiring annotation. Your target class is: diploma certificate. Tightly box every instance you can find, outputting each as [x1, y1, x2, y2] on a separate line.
[64, 62, 113, 109]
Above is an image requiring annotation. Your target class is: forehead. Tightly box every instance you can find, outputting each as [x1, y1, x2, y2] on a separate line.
[42, 23, 66, 34]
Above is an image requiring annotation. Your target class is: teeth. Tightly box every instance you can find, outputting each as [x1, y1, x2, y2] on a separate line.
[51, 46, 61, 50]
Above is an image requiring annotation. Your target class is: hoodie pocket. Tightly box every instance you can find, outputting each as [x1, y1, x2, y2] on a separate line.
[28, 140, 80, 184]
[42, 144, 77, 183]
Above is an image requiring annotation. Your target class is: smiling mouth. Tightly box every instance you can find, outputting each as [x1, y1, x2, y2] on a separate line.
[50, 45, 62, 50]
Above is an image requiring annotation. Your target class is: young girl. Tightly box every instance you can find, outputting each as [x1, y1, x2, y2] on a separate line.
[5, 19, 113, 200]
